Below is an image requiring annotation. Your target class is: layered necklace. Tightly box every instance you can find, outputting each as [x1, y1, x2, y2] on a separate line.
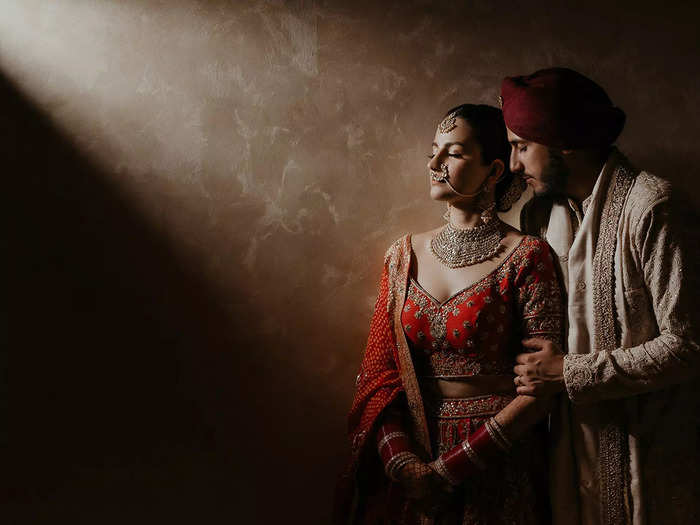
[430, 205, 504, 268]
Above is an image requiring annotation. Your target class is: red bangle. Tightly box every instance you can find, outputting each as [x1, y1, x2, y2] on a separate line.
[435, 419, 507, 485]
[376, 412, 411, 468]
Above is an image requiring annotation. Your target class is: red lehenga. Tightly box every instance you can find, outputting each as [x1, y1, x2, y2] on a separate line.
[335, 234, 564, 525]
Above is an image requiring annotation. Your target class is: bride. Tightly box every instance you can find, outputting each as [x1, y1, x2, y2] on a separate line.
[336, 104, 565, 524]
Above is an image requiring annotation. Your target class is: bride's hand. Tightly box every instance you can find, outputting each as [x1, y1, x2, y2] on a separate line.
[396, 460, 454, 516]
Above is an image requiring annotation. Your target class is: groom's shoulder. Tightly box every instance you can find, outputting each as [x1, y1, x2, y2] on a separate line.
[623, 165, 674, 234]
[627, 168, 672, 210]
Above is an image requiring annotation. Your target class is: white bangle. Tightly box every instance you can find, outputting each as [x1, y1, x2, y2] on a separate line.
[385, 451, 419, 481]
[485, 417, 512, 452]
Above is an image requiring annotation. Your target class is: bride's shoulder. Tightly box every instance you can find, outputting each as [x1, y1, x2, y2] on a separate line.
[383, 232, 412, 262]
[500, 225, 525, 248]
[382, 227, 441, 264]
[410, 227, 443, 255]
[499, 223, 550, 251]
[519, 233, 553, 253]
[509, 232, 556, 273]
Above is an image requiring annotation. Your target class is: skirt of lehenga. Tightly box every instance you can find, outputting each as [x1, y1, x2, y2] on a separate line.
[423, 393, 551, 525]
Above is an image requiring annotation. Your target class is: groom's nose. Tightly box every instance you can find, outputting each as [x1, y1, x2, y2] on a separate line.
[510, 154, 524, 173]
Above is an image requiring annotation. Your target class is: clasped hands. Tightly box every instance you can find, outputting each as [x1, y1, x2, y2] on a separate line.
[513, 337, 565, 397]
[396, 459, 453, 516]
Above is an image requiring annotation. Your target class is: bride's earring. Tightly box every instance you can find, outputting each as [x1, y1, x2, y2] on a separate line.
[443, 203, 451, 222]
[480, 200, 497, 223]
[475, 184, 495, 216]
[475, 172, 497, 217]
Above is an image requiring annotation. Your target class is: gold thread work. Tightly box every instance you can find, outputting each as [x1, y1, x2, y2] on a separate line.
[592, 161, 635, 525]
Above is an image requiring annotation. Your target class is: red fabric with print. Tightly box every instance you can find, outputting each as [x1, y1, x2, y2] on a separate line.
[334, 251, 410, 524]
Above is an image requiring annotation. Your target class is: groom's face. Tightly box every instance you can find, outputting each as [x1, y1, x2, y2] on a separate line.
[507, 128, 569, 197]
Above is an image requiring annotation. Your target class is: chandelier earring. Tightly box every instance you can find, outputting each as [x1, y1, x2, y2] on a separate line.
[496, 174, 527, 211]
[443, 203, 451, 222]
[475, 179, 496, 216]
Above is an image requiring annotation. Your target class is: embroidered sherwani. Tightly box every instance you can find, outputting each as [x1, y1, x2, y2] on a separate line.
[521, 148, 700, 525]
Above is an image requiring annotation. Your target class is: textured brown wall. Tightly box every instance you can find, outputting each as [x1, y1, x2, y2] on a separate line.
[4, 1, 700, 523]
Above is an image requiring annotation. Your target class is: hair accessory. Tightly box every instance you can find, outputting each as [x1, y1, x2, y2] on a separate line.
[437, 111, 458, 134]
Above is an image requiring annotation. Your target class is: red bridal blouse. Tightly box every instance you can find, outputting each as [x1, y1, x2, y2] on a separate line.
[336, 234, 564, 525]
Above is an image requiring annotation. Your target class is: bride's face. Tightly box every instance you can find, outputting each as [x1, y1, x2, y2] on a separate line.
[427, 117, 493, 203]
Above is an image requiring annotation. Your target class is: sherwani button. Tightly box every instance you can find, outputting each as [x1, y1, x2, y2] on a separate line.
[576, 280, 586, 291]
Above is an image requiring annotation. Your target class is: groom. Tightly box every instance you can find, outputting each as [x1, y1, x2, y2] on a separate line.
[502, 68, 700, 525]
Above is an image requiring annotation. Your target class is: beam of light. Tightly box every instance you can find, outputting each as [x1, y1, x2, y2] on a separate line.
[0, 0, 324, 265]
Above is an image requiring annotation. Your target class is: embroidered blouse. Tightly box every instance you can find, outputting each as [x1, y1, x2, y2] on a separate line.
[337, 234, 564, 524]
[401, 236, 563, 378]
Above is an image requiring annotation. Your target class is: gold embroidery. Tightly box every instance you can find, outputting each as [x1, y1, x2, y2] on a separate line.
[592, 161, 636, 525]
[424, 394, 512, 419]
[563, 353, 594, 398]
[390, 235, 432, 459]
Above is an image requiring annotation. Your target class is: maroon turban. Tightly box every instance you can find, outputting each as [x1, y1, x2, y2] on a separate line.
[500, 67, 625, 149]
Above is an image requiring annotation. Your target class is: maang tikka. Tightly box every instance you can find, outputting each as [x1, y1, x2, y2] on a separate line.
[438, 111, 458, 134]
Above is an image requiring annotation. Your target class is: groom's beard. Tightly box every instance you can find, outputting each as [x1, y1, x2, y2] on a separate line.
[533, 149, 570, 198]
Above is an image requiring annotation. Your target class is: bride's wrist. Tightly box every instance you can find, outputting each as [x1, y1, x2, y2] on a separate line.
[386, 452, 420, 482]
[432, 417, 511, 486]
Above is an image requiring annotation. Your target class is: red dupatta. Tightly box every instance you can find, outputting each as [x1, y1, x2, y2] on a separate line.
[335, 235, 432, 524]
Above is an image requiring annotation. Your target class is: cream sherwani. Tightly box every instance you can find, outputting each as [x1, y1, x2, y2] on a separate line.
[521, 148, 700, 525]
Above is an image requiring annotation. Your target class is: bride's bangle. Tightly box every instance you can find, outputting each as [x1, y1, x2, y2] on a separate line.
[376, 412, 415, 481]
[385, 451, 420, 481]
[485, 417, 512, 452]
[431, 417, 510, 486]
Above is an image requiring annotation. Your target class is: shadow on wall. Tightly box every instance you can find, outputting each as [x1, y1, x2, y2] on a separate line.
[3, 70, 313, 524]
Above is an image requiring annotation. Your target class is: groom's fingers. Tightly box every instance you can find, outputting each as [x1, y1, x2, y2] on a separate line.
[515, 352, 537, 364]
[513, 364, 533, 376]
[516, 384, 537, 395]
[521, 337, 546, 350]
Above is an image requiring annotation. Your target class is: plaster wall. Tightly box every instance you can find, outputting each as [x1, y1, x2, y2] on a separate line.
[4, 1, 700, 523]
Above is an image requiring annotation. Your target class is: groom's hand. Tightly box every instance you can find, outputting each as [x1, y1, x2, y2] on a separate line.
[513, 338, 565, 397]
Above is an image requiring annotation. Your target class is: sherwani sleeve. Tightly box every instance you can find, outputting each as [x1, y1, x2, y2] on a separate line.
[563, 197, 700, 403]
